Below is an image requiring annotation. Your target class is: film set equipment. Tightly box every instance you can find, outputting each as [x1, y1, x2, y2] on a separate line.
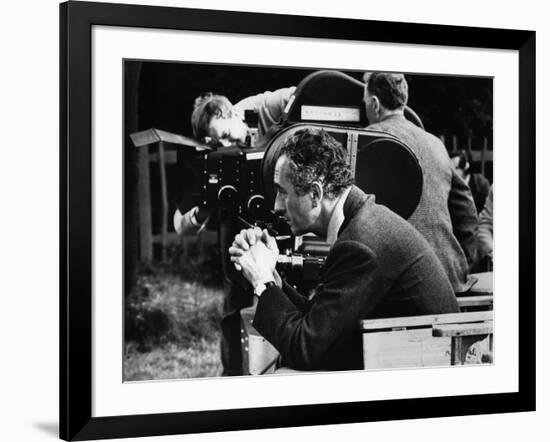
[189, 70, 424, 284]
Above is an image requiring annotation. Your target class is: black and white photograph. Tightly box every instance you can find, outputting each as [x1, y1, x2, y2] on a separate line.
[3, 0, 547, 438]
[51, 2, 538, 440]
[123, 61, 495, 381]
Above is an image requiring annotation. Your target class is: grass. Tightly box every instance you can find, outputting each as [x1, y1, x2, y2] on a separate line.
[124, 270, 225, 381]
[124, 339, 222, 380]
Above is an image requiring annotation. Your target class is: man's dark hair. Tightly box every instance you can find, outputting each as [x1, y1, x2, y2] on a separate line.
[364, 72, 409, 110]
[280, 128, 354, 198]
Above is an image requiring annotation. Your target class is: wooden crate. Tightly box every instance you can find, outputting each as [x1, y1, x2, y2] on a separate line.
[362, 311, 493, 370]
[240, 305, 280, 375]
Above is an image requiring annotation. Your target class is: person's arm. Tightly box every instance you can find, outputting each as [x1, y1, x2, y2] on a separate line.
[477, 186, 493, 259]
[234, 87, 296, 135]
[280, 280, 309, 313]
[253, 240, 384, 371]
[448, 168, 479, 267]
[173, 205, 210, 235]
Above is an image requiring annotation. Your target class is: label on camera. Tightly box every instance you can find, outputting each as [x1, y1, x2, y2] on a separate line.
[245, 152, 265, 160]
[301, 105, 361, 122]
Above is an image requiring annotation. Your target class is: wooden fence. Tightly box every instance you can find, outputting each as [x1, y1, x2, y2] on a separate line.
[440, 134, 493, 178]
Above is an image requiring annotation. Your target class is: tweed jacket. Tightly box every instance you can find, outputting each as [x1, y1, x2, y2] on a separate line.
[368, 115, 478, 293]
[253, 186, 458, 371]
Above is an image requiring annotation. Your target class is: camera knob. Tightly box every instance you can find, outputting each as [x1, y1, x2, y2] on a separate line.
[247, 194, 265, 210]
[218, 185, 238, 204]
[247, 194, 266, 219]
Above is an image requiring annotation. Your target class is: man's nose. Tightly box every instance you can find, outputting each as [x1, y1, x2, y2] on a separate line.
[273, 195, 284, 214]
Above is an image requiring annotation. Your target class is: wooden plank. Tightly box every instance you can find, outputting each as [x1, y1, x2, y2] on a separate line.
[433, 321, 493, 337]
[361, 311, 493, 331]
[130, 128, 212, 151]
[152, 232, 182, 245]
[149, 151, 177, 164]
[470, 271, 494, 295]
[154, 129, 212, 151]
[130, 128, 161, 147]
[457, 295, 493, 309]
[158, 141, 169, 263]
[363, 328, 451, 369]
[470, 150, 493, 163]
[481, 137, 488, 176]
[137, 145, 152, 263]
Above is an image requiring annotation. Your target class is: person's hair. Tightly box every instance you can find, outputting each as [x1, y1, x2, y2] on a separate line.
[450, 149, 471, 172]
[363, 72, 409, 110]
[190, 93, 233, 140]
[280, 128, 354, 199]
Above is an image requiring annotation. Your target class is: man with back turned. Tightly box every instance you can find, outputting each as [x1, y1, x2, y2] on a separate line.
[363, 72, 479, 294]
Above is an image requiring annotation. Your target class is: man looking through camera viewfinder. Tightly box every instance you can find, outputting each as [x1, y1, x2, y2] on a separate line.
[229, 128, 458, 371]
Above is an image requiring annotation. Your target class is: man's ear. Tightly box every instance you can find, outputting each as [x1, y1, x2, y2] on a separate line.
[310, 181, 324, 208]
[371, 95, 381, 116]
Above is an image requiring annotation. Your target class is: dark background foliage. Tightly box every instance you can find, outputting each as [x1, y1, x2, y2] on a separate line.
[134, 61, 493, 145]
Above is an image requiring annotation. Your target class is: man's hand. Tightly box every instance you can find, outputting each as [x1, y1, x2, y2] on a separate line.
[231, 227, 263, 253]
[229, 228, 279, 287]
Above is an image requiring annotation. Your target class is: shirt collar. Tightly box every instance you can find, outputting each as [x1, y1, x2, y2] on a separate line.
[326, 187, 352, 246]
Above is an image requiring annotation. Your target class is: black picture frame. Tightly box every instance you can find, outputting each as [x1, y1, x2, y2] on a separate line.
[60, 1, 536, 440]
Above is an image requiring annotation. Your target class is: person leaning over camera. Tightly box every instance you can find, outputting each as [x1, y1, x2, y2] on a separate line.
[173, 87, 295, 376]
[229, 128, 458, 372]
[174, 87, 296, 235]
[363, 72, 479, 294]
[190, 87, 296, 147]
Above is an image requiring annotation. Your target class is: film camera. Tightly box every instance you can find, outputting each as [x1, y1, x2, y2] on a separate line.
[191, 70, 424, 285]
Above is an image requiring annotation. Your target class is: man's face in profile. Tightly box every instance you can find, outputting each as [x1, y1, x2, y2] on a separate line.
[273, 155, 317, 236]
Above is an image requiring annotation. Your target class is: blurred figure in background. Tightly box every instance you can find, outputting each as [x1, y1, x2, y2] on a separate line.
[476, 185, 493, 269]
[450, 149, 491, 213]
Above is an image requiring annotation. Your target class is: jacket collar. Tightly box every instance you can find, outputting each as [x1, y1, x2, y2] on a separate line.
[326, 187, 351, 246]
[338, 185, 374, 235]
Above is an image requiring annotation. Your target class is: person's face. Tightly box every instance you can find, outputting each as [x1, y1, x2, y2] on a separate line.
[451, 156, 467, 180]
[273, 155, 319, 236]
[207, 113, 248, 144]
[363, 87, 380, 124]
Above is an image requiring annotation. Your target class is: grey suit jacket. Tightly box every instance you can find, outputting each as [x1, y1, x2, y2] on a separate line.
[253, 186, 458, 371]
[368, 115, 478, 293]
